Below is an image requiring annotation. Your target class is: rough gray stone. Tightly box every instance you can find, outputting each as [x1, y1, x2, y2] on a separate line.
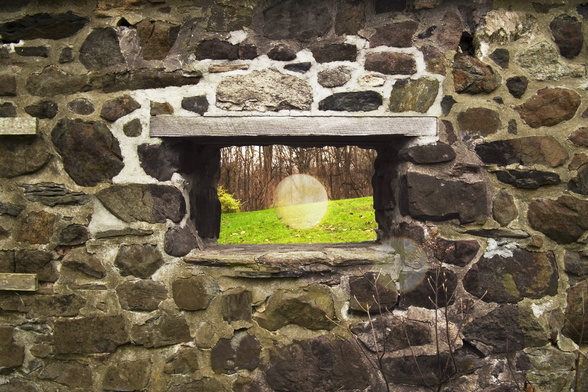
[102, 69, 201, 93]
[515, 87, 581, 128]
[0, 135, 51, 178]
[440, 95, 456, 116]
[399, 267, 458, 309]
[123, 118, 142, 137]
[0, 12, 88, 42]
[265, 336, 371, 392]
[457, 107, 501, 136]
[15, 249, 58, 282]
[165, 223, 204, 257]
[506, 76, 528, 98]
[211, 331, 261, 374]
[529, 195, 588, 244]
[263, 0, 332, 40]
[39, 361, 92, 390]
[67, 98, 95, 115]
[365, 52, 416, 75]
[131, 314, 191, 348]
[335, 0, 366, 35]
[489, 48, 510, 68]
[62, 248, 106, 278]
[349, 272, 398, 313]
[172, 275, 218, 311]
[136, 20, 179, 60]
[317, 66, 353, 87]
[15, 46, 48, 57]
[267, 44, 296, 61]
[51, 118, 124, 187]
[564, 280, 588, 344]
[400, 172, 490, 224]
[495, 170, 561, 189]
[101, 95, 141, 122]
[97, 184, 185, 223]
[222, 287, 252, 322]
[284, 62, 312, 73]
[311, 43, 357, 63]
[0, 326, 24, 371]
[26, 66, 91, 96]
[463, 249, 558, 303]
[0, 102, 16, 118]
[53, 315, 129, 354]
[254, 283, 334, 331]
[352, 316, 430, 352]
[115, 244, 164, 279]
[0, 380, 40, 392]
[195, 39, 238, 60]
[79, 28, 125, 70]
[493, 188, 518, 226]
[550, 15, 583, 58]
[453, 53, 501, 94]
[0, 75, 16, 97]
[569, 164, 588, 195]
[319, 91, 382, 112]
[389, 78, 439, 113]
[428, 238, 480, 267]
[216, 70, 312, 112]
[24, 100, 58, 119]
[463, 304, 524, 354]
[475, 136, 568, 167]
[58, 47, 73, 63]
[208, 2, 253, 32]
[515, 41, 585, 80]
[398, 142, 455, 164]
[117, 279, 168, 311]
[165, 346, 200, 374]
[103, 359, 151, 391]
[181, 96, 208, 115]
[58, 224, 89, 245]
[370, 21, 419, 47]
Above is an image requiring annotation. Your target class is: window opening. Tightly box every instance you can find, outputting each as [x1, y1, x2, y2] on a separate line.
[218, 145, 378, 244]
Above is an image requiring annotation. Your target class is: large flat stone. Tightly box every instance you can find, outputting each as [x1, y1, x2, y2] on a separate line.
[462, 304, 524, 354]
[528, 195, 588, 244]
[117, 279, 168, 311]
[263, 0, 332, 40]
[0, 12, 88, 42]
[0, 135, 51, 178]
[463, 249, 558, 303]
[53, 315, 129, 354]
[26, 66, 91, 96]
[51, 118, 124, 187]
[515, 88, 581, 128]
[211, 331, 261, 373]
[475, 136, 568, 167]
[216, 70, 312, 112]
[400, 172, 490, 224]
[365, 52, 416, 75]
[97, 184, 185, 223]
[102, 69, 201, 93]
[115, 244, 164, 279]
[131, 314, 191, 348]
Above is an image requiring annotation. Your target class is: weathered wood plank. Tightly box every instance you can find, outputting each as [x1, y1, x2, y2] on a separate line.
[150, 116, 437, 138]
[0, 118, 38, 135]
[0, 273, 38, 291]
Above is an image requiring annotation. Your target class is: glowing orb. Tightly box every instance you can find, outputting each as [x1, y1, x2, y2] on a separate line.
[374, 237, 429, 292]
[273, 174, 328, 230]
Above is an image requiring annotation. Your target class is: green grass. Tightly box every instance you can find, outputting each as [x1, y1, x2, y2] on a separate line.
[219, 196, 377, 244]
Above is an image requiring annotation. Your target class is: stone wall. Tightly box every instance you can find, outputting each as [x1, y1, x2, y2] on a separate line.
[1, 0, 588, 391]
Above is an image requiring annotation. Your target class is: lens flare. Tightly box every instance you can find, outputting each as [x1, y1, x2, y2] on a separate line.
[273, 174, 328, 229]
[374, 237, 429, 292]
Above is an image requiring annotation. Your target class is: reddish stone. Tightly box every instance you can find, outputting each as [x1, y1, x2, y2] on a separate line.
[369, 21, 419, 48]
[365, 52, 416, 75]
[528, 195, 588, 244]
[436, 12, 463, 50]
[515, 88, 581, 128]
[475, 136, 568, 167]
[570, 153, 588, 170]
[457, 107, 501, 136]
[453, 54, 501, 94]
[101, 95, 141, 121]
[136, 20, 179, 60]
[570, 128, 588, 147]
[17, 211, 55, 244]
[311, 43, 357, 63]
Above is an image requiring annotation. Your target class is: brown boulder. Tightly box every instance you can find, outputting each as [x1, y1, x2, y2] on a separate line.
[515, 88, 581, 128]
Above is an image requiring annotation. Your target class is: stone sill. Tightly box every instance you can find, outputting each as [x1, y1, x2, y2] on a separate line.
[150, 116, 437, 146]
[183, 242, 380, 278]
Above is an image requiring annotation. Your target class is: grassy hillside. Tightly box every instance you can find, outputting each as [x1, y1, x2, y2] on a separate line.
[219, 196, 377, 244]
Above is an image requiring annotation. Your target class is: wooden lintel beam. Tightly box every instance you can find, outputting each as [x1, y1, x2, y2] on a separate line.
[150, 116, 437, 139]
[0, 273, 38, 291]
